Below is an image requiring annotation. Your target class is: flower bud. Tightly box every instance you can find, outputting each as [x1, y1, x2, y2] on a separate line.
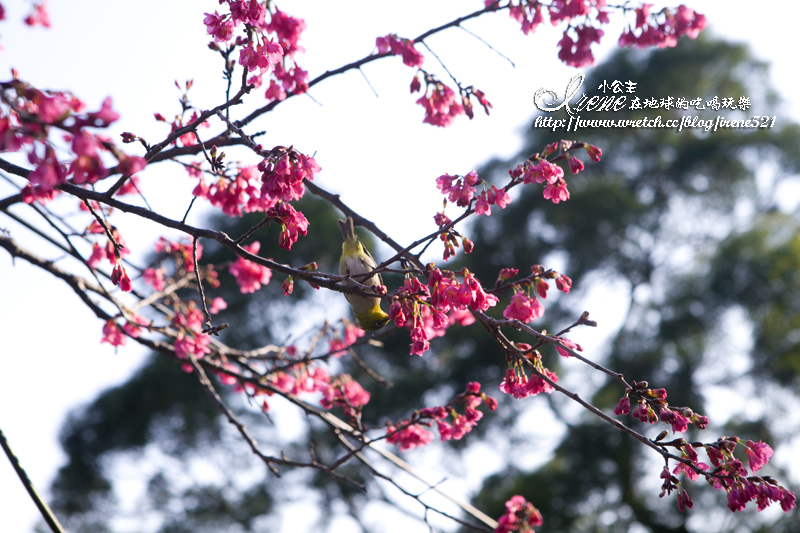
[282, 276, 294, 295]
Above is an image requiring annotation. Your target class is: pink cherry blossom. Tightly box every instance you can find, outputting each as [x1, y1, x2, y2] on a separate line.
[568, 156, 585, 174]
[111, 260, 132, 292]
[503, 292, 544, 323]
[268, 202, 309, 251]
[260, 152, 320, 204]
[496, 495, 543, 533]
[142, 267, 166, 291]
[556, 337, 582, 358]
[101, 320, 126, 347]
[614, 397, 631, 415]
[376, 34, 424, 67]
[204, 11, 235, 43]
[543, 178, 570, 204]
[524, 159, 563, 185]
[86, 97, 120, 127]
[386, 422, 434, 452]
[745, 441, 774, 472]
[320, 376, 371, 411]
[475, 191, 491, 216]
[174, 331, 211, 360]
[416, 83, 464, 127]
[209, 297, 227, 314]
[229, 241, 272, 293]
[266, 8, 307, 56]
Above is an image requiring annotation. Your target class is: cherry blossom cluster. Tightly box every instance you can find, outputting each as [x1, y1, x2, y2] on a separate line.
[433, 169, 498, 258]
[435, 169, 512, 220]
[499, 265, 572, 324]
[507, 140, 601, 205]
[320, 374, 372, 418]
[86, 219, 127, 268]
[0, 76, 146, 204]
[386, 382, 497, 451]
[613, 380, 709, 434]
[175, 308, 217, 362]
[258, 148, 320, 204]
[192, 165, 265, 217]
[268, 201, 309, 251]
[22, 0, 51, 28]
[140, 236, 222, 296]
[375, 31, 493, 128]
[258, 149, 317, 251]
[173, 303, 213, 366]
[389, 268, 496, 356]
[499, 345, 559, 399]
[190, 146, 317, 249]
[384, 262, 572, 359]
[485, 1, 706, 68]
[260, 8, 308, 99]
[376, 34, 425, 68]
[496, 0, 611, 67]
[203, 2, 308, 102]
[228, 363, 363, 421]
[210, 352, 371, 420]
[110, 257, 132, 293]
[495, 494, 543, 533]
[433, 210, 474, 260]
[658, 436, 796, 513]
[415, 79, 464, 128]
[203, 1, 283, 74]
[409, 70, 493, 128]
[212, 356, 329, 414]
[436, 170, 482, 209]
[101, 311, 148, 349]
[229, 241, 272, 293]
[619, 4, 708, 49]
[83, 212, 136, 293]
[433, 141, 601, 249]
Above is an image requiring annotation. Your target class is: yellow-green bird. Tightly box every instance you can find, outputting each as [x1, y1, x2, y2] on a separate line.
[338, 216, 390, 331]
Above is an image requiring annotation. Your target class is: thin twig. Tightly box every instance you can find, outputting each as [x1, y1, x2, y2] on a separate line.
[419, 42, 462, 89]
[458, 25, 515, 67]
[193, 130, 219, 173]
[234, 213, 270, 245]
[348, 348, 393, 388]
[181, 196, 198, 224]
[0, 427, 65, 533]
[214, 109, 260, 152]
[358, 67, 379, 98]
[192, 237, 217, 335]
[82, 198, 122, 256]
[188, 356, 281, 477]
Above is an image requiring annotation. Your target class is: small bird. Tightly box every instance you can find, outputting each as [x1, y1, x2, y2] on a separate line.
[338, 216, 390, 331]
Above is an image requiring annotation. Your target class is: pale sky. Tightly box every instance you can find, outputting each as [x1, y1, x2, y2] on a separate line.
[2, 1, 800, 531]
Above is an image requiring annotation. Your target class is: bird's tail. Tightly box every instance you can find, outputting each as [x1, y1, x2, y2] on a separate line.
[337, 216, 355, 240]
